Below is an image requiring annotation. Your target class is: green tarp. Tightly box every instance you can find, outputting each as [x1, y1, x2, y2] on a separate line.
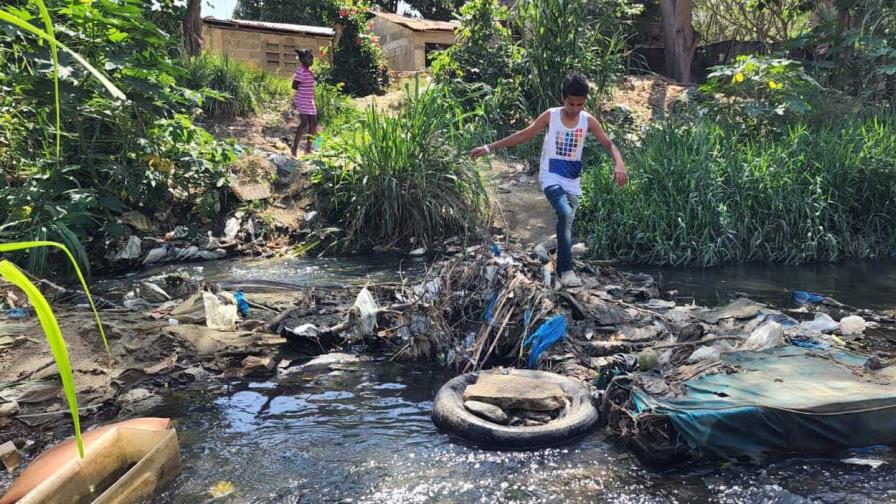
[629, 346, 896, 459]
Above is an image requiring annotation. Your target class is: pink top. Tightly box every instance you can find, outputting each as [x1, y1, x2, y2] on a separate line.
[293, 65, 317, 115]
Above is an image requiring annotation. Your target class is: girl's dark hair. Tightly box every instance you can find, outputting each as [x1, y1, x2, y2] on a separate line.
[296, 48, 314, 64]
[561, 70, 589, 97]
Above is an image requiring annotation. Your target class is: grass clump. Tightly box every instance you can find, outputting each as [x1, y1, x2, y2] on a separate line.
[184, 53, 292, 121]
[313, 83, 488, 249]
[578, 113, 896, 266]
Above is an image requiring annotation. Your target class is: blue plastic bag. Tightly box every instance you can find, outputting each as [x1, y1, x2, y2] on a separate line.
[484, 291, 499, 323]
[523, 315, 567, 369]
[233, 290, 250, 318]
[5, 308, 28, 319]
[793, 290, 825, 305]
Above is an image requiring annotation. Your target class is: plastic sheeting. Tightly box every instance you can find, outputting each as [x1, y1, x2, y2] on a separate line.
[629, 346, 896, 459]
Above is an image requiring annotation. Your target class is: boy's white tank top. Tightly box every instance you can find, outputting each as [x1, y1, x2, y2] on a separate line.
[539, 107, 589, 196]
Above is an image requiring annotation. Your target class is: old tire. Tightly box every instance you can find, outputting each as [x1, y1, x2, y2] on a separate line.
[431, 369, 599, 449]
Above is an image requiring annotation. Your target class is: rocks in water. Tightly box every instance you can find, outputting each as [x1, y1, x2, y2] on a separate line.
[196, 249, 227, 261]
[113, 235, 143, 261]
[176, 245, 199, 261]
[142, 246, 168, 265]
[463, 374, 567, 412]
[118, 387, 162, 415]
[242, 355, 275, 375]
[139, 281, 171, 303]
[294, 352, 360, 373]
[409, 247, 427, 257]
[840, 315, 866, 335]
[464, 400, 509, 424]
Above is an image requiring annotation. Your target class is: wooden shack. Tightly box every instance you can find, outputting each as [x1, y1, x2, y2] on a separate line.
[369, 12, 458, 72]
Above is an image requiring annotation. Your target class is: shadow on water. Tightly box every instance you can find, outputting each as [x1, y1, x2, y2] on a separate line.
[149, 359, 896, 504]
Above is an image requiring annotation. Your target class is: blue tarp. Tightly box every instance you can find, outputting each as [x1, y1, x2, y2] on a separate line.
[628, 346, 896, 459]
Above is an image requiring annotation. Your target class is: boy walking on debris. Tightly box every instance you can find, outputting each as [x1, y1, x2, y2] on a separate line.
[470, 71, 628, 287]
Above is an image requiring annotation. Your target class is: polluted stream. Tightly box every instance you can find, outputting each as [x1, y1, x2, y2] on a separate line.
[56, 257, 896, 501]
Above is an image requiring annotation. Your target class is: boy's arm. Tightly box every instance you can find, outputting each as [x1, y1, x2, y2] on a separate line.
[587, 115, 628, 187]
[470, 111, 550, 159]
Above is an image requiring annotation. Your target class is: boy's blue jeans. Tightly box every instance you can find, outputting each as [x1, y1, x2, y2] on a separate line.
[543, 185, 580, 274]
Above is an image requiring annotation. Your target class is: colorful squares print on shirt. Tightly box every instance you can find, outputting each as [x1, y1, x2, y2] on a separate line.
[555, 128, 584, 159]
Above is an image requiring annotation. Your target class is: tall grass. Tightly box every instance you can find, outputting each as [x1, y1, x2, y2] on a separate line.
[314, 83, 488, 248]
[314, 81, 359, 130]
[578, 114, 896, 266]
[184, 53, 292, 121]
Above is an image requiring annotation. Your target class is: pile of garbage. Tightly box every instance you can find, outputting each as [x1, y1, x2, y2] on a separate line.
[299, 243, 894, 376]
[304, 243, 896, 459]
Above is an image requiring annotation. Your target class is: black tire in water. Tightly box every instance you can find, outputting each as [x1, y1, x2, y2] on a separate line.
[431, 369, 600, 449]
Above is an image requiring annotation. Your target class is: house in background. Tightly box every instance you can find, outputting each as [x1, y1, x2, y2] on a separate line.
[369, 12, 458, 72]
[202, 17, 334, 77]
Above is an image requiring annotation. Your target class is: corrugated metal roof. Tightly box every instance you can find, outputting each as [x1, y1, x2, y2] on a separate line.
[373, 12, 459, 32]
[203, 17, 334, 37]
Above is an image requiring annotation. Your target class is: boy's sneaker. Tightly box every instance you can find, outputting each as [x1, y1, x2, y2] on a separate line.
[560, 271, 583, 288]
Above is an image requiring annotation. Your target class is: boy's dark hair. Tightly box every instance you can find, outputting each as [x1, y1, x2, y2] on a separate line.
[561, 71, 589, 98]
[295, 48, 314, 63]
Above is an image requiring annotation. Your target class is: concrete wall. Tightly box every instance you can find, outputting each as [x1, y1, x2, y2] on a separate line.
[203, 24, 332, 78]
[370, 17, 455, 72]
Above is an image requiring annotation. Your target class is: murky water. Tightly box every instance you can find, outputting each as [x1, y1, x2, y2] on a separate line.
[92, 254, 429, 296]
[638, 259, 896, 311]
[149, 359, 896, 503]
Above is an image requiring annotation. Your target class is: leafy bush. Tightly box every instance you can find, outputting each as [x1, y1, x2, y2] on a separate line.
[0, 0, 241, 272]
[432, 0, 519, 89]
[235, 0, 339, 26]
[314, 81, 360, 130]
[792, 0, 896, 105]
[577, 114, 896, 266]
[140, 115, 240, 218]
[699, 54, 820, 128]
[183, 53, 292, 121]
[512, 0, 635, 117]
[313, 83, 487, 247]
[434, 0, 635, 134]
[328, 0, 390, 96]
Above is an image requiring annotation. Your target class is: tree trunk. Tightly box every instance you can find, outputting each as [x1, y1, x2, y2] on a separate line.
[660, 0, 697, 84]
[184, 0, 203, 57]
